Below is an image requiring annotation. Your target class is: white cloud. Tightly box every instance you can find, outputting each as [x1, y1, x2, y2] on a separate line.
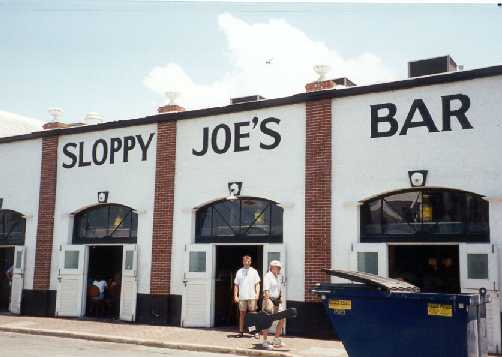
[144, 13, 396, 110]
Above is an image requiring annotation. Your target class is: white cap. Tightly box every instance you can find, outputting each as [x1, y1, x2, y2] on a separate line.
[269, 260, 282, 269]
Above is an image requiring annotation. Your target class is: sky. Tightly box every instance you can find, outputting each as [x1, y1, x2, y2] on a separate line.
[1, 1, 501, 124]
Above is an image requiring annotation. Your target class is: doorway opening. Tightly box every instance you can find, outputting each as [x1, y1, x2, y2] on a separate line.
[214, 245, 263, 327]
[0, 247, 14, 311]
[389, 245, 460, 293]
[86, 245, 123, 319]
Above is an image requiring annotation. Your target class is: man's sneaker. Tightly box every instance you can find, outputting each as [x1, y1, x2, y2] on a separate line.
[262, 340, 273, 350]
[272, 337, 284, 348]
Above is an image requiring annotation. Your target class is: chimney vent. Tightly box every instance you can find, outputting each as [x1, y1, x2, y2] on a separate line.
[158, 91, 185, 113]
[408, 55, 458, 78]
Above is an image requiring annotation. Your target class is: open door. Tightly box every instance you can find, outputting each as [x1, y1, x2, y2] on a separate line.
[459, 243, 501, 353]
[120, 244, 138, 321]
[181, 244, 214, 327]
[352, 243, 388, 277]
[263, 244, 287, 333]
[9, 246, 25, 314]
[56, 245, 88, 317]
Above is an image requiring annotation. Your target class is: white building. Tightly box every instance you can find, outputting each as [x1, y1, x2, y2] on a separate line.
[0, 56, 501, 351]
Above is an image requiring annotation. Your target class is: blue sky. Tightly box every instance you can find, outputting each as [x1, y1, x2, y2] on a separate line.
[1, 1, 501, 123]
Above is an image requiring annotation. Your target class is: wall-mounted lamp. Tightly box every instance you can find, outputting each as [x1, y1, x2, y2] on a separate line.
[227, 182, 242, 201]
[408, 170, 428, 188]
[98, 191, 109, 203]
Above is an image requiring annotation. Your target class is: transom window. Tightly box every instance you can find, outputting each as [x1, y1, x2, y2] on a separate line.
[73, 204, 138, 244]
[195, 197, 283, 243]
[360, 189, 489, 243]
[0, 210, 26, 245]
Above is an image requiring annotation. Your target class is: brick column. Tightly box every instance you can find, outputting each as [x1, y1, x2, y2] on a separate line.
[33, 135, 58, 290]
[150, 121, 177, 295]
[304, 80, 334, 302]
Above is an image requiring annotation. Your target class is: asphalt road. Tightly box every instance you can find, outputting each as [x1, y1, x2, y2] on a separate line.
[0, 332, 244, 357]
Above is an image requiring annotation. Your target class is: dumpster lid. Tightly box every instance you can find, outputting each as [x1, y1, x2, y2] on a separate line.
[323, 269, 420, 293]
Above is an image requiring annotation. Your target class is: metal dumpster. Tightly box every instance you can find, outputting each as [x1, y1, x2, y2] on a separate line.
[313, 269, 488, 357]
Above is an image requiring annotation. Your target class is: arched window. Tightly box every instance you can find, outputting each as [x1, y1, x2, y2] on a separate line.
[360, 189, 489, 243]
[73, 204, 138, 244]
[195, 197, 283, 243]
[0, 210, 26, 245]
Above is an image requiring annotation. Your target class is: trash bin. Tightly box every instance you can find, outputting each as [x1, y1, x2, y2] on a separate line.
[312, 269, 488, 357]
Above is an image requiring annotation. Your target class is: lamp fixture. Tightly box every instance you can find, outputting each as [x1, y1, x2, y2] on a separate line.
[408, 170, 428, 188]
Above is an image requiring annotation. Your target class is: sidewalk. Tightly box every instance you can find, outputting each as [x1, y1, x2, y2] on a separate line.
[0, 314, 347, 357]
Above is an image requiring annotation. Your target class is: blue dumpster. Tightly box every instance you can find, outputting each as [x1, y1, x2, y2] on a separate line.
[313, 269, 487, 357]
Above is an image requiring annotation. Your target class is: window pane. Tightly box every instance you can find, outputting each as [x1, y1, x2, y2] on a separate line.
[362, 200, 382, 235]
[467, 195, 489, 234]
[75, 205, 137, 241]
[267, 252, 281, 267]
[382, 192, 421, 234]
[189, 251, 206, 272]
[242, 199, 270, 236]
[357, 252, 378, 275]
[196, 207, 213, 238]
[0, 211, 26, 242]
[467, 254, 488, 279]
[212, 201, 239, 236]
[15, 251, 23, 269]
[271, 205, 283, 237]
[64, 251, 80, 269]
[125, 250, 134, 270]
[427, 191, 465, 234]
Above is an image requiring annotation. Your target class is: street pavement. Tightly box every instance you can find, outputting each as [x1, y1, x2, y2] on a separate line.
[0, 314, 347, 357]
[0, 331, 244, 357]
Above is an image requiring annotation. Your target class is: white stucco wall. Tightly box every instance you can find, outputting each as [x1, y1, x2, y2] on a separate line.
[0, 139, 42, 290]
[50, 124, 157, 294]
[171, 104, 306, 301]
[332, 75, 502, 288]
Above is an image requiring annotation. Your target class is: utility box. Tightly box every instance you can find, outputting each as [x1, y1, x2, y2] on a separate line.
[408, 55, 458, 78]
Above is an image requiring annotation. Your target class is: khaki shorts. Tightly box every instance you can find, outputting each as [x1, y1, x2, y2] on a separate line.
[262, 298, 279, 314]
[238, 299, 257, 312]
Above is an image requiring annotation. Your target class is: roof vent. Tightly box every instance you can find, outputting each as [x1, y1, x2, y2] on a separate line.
[230, 95, 266, 105]
[333, 77, 356, 88]
[408, 55, 458, 78]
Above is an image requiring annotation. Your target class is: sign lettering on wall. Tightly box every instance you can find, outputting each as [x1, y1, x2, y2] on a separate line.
[370, 94, 473, 138]
[62, 133, 155, 168]
[192, 116, 281, 156]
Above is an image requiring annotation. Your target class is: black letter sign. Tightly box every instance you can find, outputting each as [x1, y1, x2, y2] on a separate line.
[441, 94, 473, 131]
[399, 99, 439, 135]
[192, 127, 209, 156]
[370, 103, 398, 138]
[211, 124, 231, 154]
[234, 121, 250, 152]
[260, 117, 281, 150]
[62, 143, 78, 168]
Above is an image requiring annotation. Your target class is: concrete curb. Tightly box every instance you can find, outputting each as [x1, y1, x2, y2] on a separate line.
[0, 326, 296, 357]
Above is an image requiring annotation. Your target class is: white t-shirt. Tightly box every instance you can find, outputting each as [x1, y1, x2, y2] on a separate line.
[263, 271, 282, 299]
[93, 280, 108, 294]
[234, 267, 260, 300]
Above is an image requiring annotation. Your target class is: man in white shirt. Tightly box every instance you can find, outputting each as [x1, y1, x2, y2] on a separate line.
[234, 255, 261, 337]
[261, 260, 285, 349]
[92, 278, 108, 300]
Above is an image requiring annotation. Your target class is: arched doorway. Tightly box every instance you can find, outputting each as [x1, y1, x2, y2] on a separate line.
[0, 209, 25, 313]
[182, 197, 285, 328]
[56, 204, 138, 321]
[358, 188, 490, 293]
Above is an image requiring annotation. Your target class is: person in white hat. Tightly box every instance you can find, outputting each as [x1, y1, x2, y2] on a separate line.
[261, 260, 285, 350]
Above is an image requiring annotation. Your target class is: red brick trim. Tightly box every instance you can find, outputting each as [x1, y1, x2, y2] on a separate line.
[33, 135, 58, 290]
[150, 121, 177, 294]
[304, 99, 332, 302]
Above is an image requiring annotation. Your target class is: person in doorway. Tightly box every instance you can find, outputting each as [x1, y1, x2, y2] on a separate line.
[233, 255, 260, 338]
[261, 260, 285, 350]
[92, 276, 108, 300]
